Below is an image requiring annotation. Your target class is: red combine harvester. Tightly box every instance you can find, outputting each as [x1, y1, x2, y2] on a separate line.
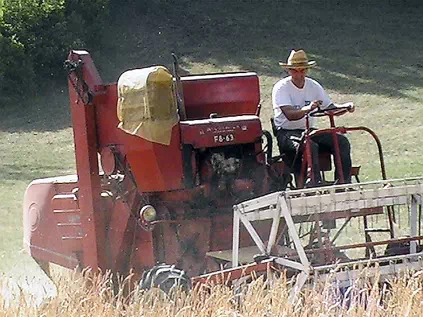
[23, 50, 423, 295]
[23, 50, 288, 285]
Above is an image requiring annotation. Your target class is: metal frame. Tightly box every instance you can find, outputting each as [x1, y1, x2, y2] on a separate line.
[297, 107, 387, 189]
[67, 50, 107, 270]
[232, 177, 423, 300]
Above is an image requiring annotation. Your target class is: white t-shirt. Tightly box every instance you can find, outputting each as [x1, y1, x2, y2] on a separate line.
[272, 76, 331, 130]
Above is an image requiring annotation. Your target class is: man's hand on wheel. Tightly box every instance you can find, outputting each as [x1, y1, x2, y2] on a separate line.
[302, 100, 322, 114]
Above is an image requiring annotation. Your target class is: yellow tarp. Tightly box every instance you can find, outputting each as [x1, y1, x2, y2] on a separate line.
[117, 66, 178, 145]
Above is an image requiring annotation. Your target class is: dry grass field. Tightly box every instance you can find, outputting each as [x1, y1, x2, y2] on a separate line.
[2, 268, 423, 316]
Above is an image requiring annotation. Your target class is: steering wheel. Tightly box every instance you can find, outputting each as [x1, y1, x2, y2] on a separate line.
[309, 103, 354, 117]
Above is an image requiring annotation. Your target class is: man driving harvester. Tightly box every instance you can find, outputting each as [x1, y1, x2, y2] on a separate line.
[272, 49, 355, 186]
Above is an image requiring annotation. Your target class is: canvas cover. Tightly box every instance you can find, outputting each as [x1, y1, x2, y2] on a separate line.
[117, 66, 178, 145]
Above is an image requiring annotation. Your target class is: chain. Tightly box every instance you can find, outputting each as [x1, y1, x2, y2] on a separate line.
[64, 59, 92, 105]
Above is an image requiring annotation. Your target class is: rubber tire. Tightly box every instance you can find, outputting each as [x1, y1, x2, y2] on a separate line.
[139, 264, 191, 293]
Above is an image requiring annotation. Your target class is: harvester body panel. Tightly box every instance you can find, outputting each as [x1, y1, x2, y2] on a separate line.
[23, 50, 280, 277]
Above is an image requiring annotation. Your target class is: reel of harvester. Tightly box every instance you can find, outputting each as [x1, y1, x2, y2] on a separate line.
[194, 177, 423, 301]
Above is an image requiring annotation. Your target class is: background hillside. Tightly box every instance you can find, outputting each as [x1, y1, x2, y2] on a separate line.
[1, 0, 423, 278]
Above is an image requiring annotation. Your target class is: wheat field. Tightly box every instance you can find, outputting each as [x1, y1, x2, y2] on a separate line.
[1, 268, 423, 316]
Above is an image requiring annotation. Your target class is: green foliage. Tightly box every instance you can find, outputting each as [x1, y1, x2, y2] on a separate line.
[65, 0, 109, 45]
[0, 0, 109, 103]
[0, 34, 36, 97]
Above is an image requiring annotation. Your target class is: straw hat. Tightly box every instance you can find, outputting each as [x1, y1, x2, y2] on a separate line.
[279, 50, 316, 69]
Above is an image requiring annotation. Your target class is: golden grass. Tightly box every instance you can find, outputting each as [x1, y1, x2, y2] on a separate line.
[1, 269, 423, 317]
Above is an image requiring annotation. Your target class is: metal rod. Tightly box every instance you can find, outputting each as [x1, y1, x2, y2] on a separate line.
[331, 217, 351, 244]
[314, 251, 423, 272]
[297, 235, 423, 256]
[344, 126, 386, 180]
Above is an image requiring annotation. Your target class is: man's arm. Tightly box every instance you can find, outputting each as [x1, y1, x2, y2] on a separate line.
[324, 102, 355, 113]
[280, 100, 322, 121]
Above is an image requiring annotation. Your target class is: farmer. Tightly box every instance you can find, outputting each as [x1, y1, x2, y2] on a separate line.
[272, 49, 354, 186]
